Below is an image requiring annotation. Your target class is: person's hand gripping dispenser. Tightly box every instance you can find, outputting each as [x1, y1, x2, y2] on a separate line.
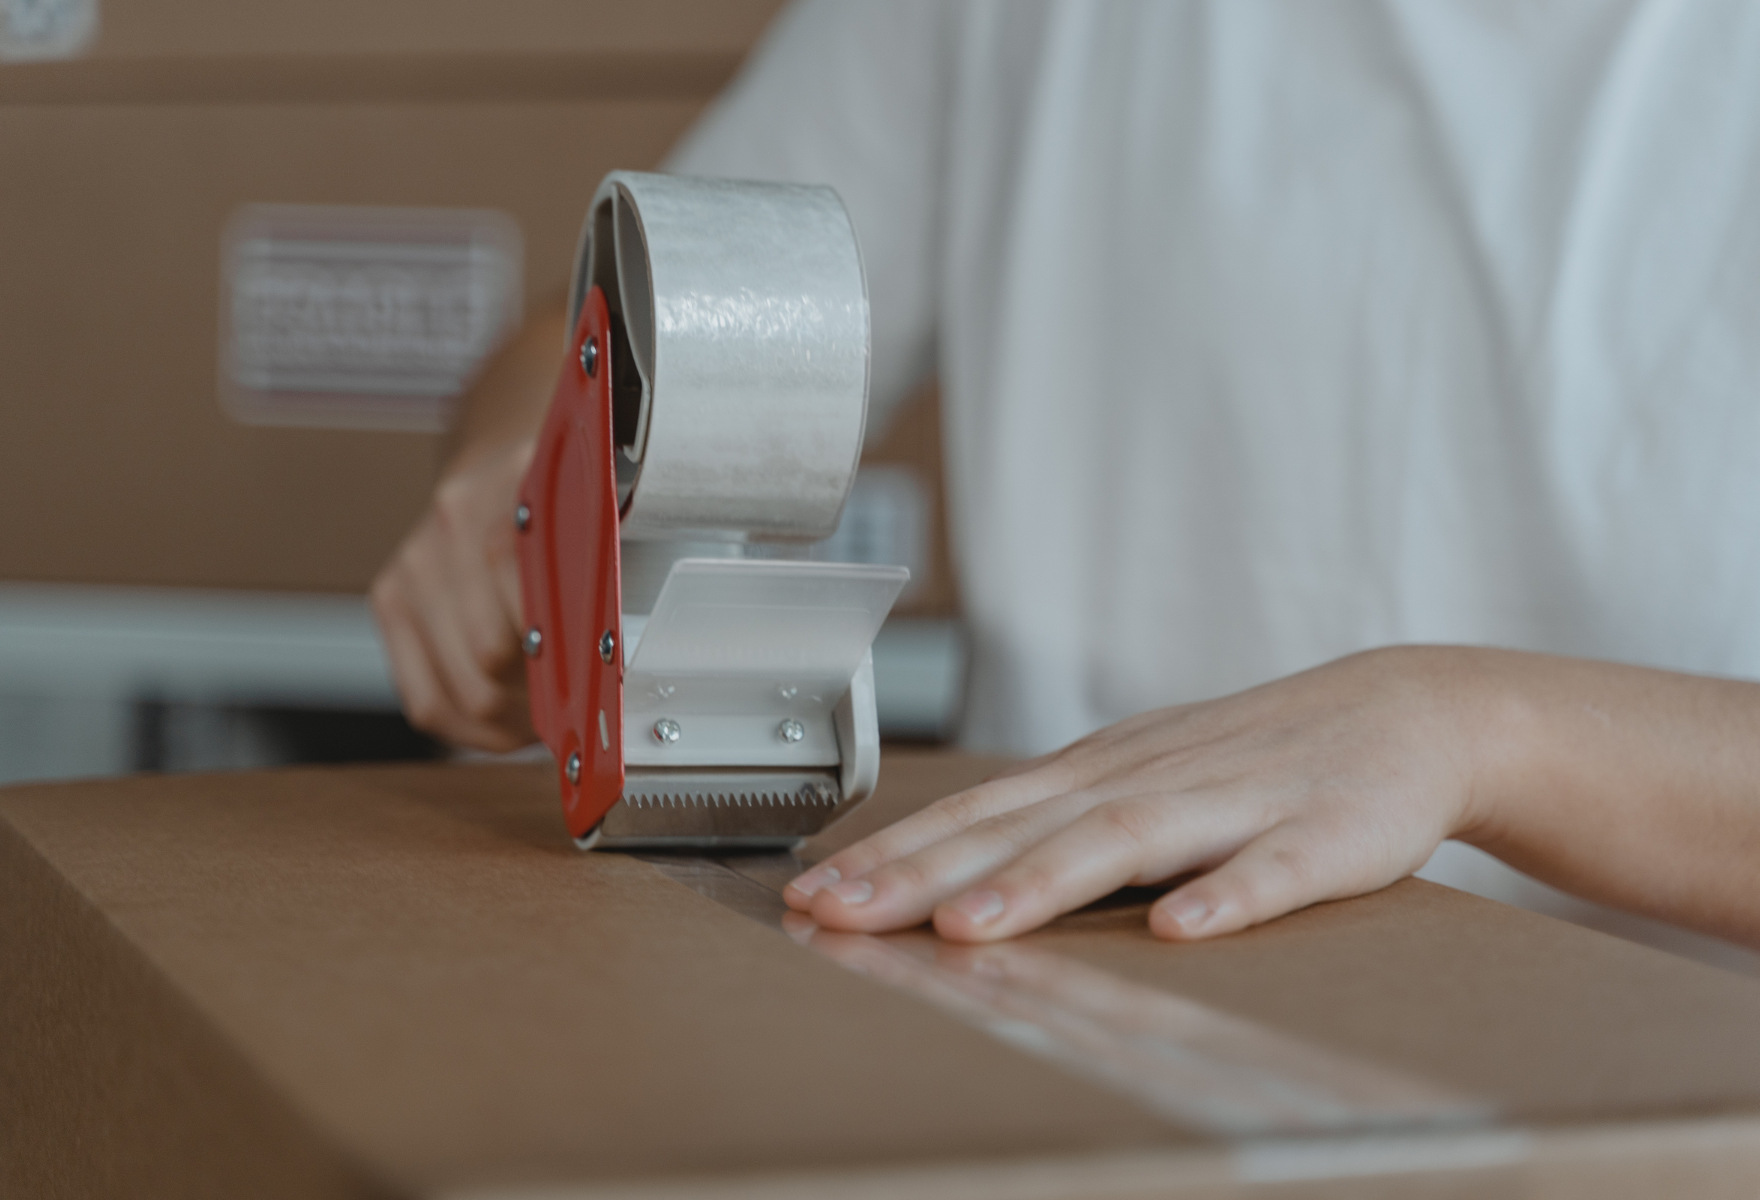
[516, 172, 908, 849]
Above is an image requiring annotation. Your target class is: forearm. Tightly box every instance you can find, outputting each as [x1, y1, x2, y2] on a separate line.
[1459, 648, 1760, 946]
[441, 301, 568, 476]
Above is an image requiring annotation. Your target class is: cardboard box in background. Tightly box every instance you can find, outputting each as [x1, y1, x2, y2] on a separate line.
[0, 98, 694, 591]
[0, 1, 965, 602]
[4, 0, 791, 61]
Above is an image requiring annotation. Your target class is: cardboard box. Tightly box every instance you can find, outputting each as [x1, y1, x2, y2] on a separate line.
[6, 752, 1760, 1198]
[4, 0, 791, 63]
[0, 1, 787, 594]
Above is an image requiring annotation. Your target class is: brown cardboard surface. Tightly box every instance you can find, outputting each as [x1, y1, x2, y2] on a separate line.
[0, 99, 700, 591]
[1, 809, 390, 1200]
[0, 755, 1185, 1199]
[79, 1, 788, 60]
[6, 752, 1760, 1198]
[0, 1, 792, 594]
[0, 53, 750, 105]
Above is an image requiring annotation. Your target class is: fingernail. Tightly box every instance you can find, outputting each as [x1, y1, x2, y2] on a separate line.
[952, 889, 1006, 926]
[826, 879, 874, 906]
[1168, 897, 1211, 933]
[789, 865, 840, 898]
[780, 913, 818, 944]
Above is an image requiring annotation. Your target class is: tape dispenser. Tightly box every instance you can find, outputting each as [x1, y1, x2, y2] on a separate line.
[516, 172, 909, 850]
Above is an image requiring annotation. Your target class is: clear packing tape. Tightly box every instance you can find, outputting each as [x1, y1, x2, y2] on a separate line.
[570, 171, 870, 542]
[520, 171, 903, 846]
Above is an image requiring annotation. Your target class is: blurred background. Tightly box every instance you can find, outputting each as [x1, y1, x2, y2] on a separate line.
[0, 0, 968, 785]
[8, 0, 1756, 981]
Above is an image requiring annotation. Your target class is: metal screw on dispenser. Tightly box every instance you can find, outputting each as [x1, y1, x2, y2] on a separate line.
[565, 752, 581, 785]
[514, 503, 531, 532]
[581, 335, 599, 378]
[777, 719, 806, 743]
[599, 630, 616, 664]
[523, 627, 543, 658]
[652, 718, 681, 744]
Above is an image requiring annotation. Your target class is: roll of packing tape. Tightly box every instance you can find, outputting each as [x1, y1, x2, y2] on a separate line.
[571, 171, 869, 542]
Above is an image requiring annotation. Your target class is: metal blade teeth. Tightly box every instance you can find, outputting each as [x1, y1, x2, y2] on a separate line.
[619, 786, 839, 810]
[599, 771, 842, 847]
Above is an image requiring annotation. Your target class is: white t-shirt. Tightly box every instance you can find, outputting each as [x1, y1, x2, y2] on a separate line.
[669, 0, 1760, 757]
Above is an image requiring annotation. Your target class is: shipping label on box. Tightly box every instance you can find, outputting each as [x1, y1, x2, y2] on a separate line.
[0, 0, 97, 61]
[220, 205, 523, 433]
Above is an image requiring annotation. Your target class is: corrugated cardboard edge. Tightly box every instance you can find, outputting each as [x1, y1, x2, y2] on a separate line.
[0, 812, 398, 1200]
[449, 1116, 1760, 1200]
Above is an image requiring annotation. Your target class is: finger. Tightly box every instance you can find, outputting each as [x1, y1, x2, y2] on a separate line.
[784, 762, 1120, 910]
[448, 528, 536, 738]
[400, 546, 529, 747]
[487, 566, 535, 738]
[431, 525, 525, 687]
[454, 491, 528, 651]
[786, 778, 1044, 908]
[488, 476, 533, 635]
[779, 911, 819, 943]
[930, 791, 1263, 942]
[376, 593, 491, 746]
[491, 532, 526, 634]
[376, 566, 528, 751]
[410, 627, 527, 749]
[805, 790, 1109, 931]
[376, 588, 444, 729]
[422, 614, 525, 747]
[1148, 820, 1356, 941]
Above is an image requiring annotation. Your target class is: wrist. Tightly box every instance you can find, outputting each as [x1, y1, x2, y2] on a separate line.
[1446, 647, 1551, 850]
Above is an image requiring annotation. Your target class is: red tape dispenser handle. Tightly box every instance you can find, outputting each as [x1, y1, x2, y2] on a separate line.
[515, 286, 624, 844]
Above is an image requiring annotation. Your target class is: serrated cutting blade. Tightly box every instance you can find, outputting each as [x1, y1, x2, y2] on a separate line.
[590, 770, 844, 850]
